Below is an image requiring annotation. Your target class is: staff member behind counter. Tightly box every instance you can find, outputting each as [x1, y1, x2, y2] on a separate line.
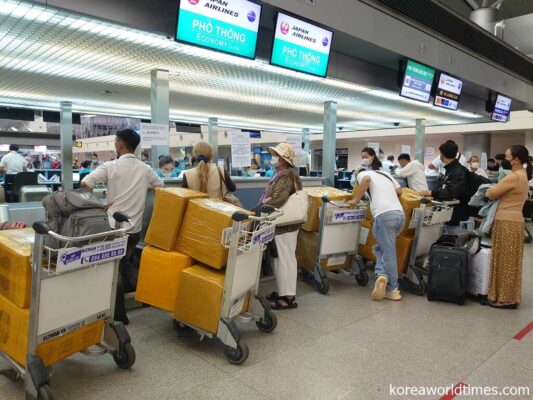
[395, 153, 428, 192]
[0, 144, 28, 202]
[81, 129, 164, 325]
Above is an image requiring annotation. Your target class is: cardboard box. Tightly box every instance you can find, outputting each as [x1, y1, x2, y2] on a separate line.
[175, 198, 249, 269]
[145, 188, 208, 251]
[302, 187, 353, 232]
[0, 294, 104, 367]
[0, 228, 34, 309]
[174, 265, 225, 334]
[399, 188, 424, 236]
[135, 246, 193, 312]
[296, 230, 351, 272]
[358, 220, 414, 274]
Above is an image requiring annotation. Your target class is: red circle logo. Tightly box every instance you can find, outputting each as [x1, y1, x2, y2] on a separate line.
[280, 21, 290, 34]
[188, 0, 200, 5]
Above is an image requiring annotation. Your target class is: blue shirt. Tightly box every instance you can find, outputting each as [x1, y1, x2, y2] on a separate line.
[79, 167, 92, 174]
[157, 169, 178, 178]
[265, 170, 274, 178]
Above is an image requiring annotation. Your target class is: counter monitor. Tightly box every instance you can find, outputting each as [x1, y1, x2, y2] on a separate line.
[399, 59, 436, 103]
[433, 72, 463, 111]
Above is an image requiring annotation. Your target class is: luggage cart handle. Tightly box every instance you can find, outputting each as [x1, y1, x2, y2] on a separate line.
[32, 211, 134, 242]
[321, 196, 363, 208]
[232, 208, 284, 223]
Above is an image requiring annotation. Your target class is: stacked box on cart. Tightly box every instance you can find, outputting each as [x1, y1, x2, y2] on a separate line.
[399, 188, 424, 236]
[296, 230, 352, 272]
[0, 228, 34, 308]
[144, 188, 208, 251]
[302, 187, 353, 232]
[135, 246, 193, 312]
[0, 293, 104, 366]
[175, 198, 250, 269]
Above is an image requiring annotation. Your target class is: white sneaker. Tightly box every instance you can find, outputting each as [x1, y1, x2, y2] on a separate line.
[371, 275, 388, 301]
[384, 289, 402, 301]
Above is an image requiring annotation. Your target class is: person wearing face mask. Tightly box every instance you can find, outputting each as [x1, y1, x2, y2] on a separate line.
[156, 156, 178, 179]
[469, 155, 488, 178]
[81, 129, 164, 324]
[485, 145, 532, 309]
[258, 143, 303, 310]
[351, 147, 383, 186]
[427, 140, 468, 174]
[182, 141, 236, 198]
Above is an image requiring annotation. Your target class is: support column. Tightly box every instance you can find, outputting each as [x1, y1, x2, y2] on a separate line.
[323, 101, 337, 187]
[150, 69, 170, 162]
[208, 117, 219, 164]
[60, 101, 73, 191]
[415, 119, 425, 164]
[302, 128, 310, 170]
[525, 130, 533, 154]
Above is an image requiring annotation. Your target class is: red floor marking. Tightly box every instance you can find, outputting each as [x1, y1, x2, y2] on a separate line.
[513, 321, 533, 341]
[440, 382, 468, 400]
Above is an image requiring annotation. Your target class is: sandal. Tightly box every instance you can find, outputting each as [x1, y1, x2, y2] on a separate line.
[489, 302, 518, 309]
[266, 291, 281, 301]
[269, 296, 298, 310]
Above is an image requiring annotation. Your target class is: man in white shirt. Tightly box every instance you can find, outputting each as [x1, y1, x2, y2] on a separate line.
[396, 153, 429, 192]
[81, 129, 163, 324]
[469, 155, 488, 178]
[296, 143, 311, 176]
[427, 140, 468, 174]
[348, 167, 405, 302]
[0, 144, 28, 202]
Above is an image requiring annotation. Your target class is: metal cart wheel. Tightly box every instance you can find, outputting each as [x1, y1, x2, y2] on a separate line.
[256, 312, 278, 333]
[316, 276, 329, 295]
[410, 279, 427, 296]
[113, 343, 136, 369]
[223, 341, 249, 365]
[355, 271, 369, 287]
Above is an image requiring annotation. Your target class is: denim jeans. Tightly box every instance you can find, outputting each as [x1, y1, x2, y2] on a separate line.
[372, 210, 405, 291]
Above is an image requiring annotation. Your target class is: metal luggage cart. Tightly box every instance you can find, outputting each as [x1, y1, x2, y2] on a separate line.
[402, 198, 457, 295]
[172, 205, 283, 365]
[300, 196, 369, 295]
[0, 212, 136, 400]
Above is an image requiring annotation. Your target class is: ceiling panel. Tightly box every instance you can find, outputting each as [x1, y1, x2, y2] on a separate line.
[0, 0, 487, 133]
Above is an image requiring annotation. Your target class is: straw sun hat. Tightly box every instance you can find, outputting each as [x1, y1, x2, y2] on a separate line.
[267, 142, 296, 167]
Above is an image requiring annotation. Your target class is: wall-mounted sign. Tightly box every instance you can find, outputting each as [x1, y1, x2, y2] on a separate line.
[285, 134, 302, 157]
[0, 145, 9, 152]
[35, 145, 47, 153]
[401, 145, 411, 155]
[491, 94, 512, 123]
[229, 130, 251, 168]
[270, 12, 333, 77]
[425, 147, 434, 159]
[175, 0, 262, 59]
[434, 72, 463, 111]
[400, 59, 435, 103]
[140, 123, 169, 146]
[367, 142, 380, 155]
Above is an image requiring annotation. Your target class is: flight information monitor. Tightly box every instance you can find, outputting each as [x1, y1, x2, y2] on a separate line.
[399, 59, 436, 103]
[434, 72, 463, 111]
[491, 94, 512, 122]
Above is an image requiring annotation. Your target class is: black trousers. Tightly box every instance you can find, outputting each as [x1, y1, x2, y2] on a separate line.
[3, 174, 16, 203]
[115, 232, 141, 319]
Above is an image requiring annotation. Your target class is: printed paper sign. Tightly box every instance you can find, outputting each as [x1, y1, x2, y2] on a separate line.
[359, 227, 369, 245]
[229, 130, 251, 168]
[56, 237, 128, 273]
[480, 152, 488, 170]
[401, 145, 411, 155]
[368, 142, 380, 154]
[140, 123, 169, 146]
[35, 145, 47, 153]
[285, 134, 302, 157]
[465, 151, 472, 160]
[425, 147, 434, 159]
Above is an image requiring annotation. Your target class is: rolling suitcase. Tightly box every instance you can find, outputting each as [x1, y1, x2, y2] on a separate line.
[467, 246, 491, 305]
[427, 244, 469, 305]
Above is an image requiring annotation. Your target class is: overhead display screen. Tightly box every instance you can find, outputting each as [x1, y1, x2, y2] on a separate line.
[270, 12, 333, 77]
[400, 59, 436, 103]
[175, 0, 262, 59]
[434, 72, 463, 111]
[491, 94, 512, 122]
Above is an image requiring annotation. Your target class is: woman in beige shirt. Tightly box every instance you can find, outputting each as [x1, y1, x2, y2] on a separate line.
[486, 145, 532, 309]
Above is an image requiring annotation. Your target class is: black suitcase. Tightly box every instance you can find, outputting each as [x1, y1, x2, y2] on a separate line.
[427, 244, 469, 305]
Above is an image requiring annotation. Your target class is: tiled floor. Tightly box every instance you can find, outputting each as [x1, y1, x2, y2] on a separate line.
[2, 246, 533, 399]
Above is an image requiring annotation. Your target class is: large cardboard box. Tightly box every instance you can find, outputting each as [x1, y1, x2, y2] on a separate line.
[358, 220, 414, 274]
[296, 230, 352, 272]
[0, 228, 34, 309]
[175, 198, 249, 269]
[174, 265, 225, 334]
[302, 187, 353, 232]
[145, 188, 208, 251]
[135, 246, 193, 312]
[0, 294, 104, 367]
[399, 188, 424, 236]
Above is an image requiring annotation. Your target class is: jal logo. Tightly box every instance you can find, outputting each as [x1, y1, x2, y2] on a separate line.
[188, 0, 200, 5]
[440, 78, 445, 85]
[247, 10, 256, 22]
[280, 21, 290, 34]
[322, 37, 329, 46]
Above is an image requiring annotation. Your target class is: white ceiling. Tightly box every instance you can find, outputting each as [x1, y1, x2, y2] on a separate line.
[0, 0, 487, 133]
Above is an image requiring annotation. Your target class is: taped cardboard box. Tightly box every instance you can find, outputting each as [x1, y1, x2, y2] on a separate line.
[296, 230, 351, 272]
[145, 188, 208, 251]
[0, 294, 104, 367]
[399, 188, 424, 236]
[135, 246, 193, 312]
[175, 198, 249, 269]
[0, 228, 34, 309]
[302, 187, 353, 232]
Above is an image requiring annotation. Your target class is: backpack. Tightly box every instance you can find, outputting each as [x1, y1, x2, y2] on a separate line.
[462, 167, 491, 217]
[42, 189, 111, 249]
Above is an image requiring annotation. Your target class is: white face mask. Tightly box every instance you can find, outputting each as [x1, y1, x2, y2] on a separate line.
[270, 156, 280, 167]
[471, 162, 480, 169]
[162, 171, 173, 178]
[361, 157, 372, 166]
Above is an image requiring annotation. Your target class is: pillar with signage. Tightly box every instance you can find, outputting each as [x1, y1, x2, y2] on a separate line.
[323, 101, 337, 187]
[150, 69, 170, 163]
[415, 119, 425, 165]
[60, 101, 73, 191]
[208, 117, 219, 164]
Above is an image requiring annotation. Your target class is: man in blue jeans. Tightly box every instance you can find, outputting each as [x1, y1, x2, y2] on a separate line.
[349, 166, 405, 301]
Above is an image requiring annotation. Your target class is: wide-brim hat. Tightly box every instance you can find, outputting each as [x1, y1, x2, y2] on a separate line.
[268, 142, 296, 167]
